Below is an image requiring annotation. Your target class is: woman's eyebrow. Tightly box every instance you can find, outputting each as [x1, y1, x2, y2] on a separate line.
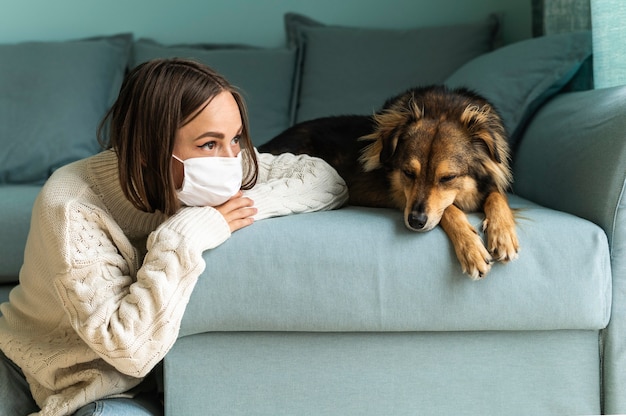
[193, 131, 224, 142]
[193, 126, 242, 142]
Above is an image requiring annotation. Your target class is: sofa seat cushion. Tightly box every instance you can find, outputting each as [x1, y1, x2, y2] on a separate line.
[0, 185, 40, 282]
[180, 194, 611, 336]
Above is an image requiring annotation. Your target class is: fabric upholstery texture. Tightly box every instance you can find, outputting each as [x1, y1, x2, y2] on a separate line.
[513, 84, 626, 414]
[445, 31, 592, 149]
[590, 0, 626, 89]
[0, 186, 41, 281]
[180, 195, 611, 336]
[0, 34, 131, 184]
[166, 331, 601, 416]
[286, 13, 500, 123]
[531, 0, 591, 36]
[513, 85, 626, 238]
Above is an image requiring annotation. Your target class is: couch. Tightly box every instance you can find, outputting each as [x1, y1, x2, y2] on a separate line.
[1, 12, 625, 416]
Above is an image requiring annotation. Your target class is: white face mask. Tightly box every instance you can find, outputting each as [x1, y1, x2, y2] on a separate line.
[173, 153, 243, 207]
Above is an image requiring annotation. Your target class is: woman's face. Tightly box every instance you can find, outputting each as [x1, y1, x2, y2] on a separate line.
[172, 91, 243, 189]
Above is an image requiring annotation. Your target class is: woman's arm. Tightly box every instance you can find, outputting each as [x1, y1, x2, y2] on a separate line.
[53, 204, 231, 378]
[244, 150, 349, 221]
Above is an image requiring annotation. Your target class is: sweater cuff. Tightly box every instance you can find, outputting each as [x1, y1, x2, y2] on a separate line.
[158, 206, 231, 251]
[244, 184, 293, 220]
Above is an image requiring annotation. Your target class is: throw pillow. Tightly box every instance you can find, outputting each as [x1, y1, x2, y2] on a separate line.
[132, 40, 297, 147]
[513, 84, 626, 229]
[286, 12, 501, 123]
[0, 34, 132, 184]
[445, 31, 592, 150]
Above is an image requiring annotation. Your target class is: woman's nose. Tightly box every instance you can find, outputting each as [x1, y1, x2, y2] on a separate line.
[219, 147, 238, 158]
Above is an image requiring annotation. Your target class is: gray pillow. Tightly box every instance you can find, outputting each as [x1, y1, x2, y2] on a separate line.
[132, 40, 297, 147]
[286, 13, 501, 123]
[0, 34, 132, 184]
[445, 31, 592, 149]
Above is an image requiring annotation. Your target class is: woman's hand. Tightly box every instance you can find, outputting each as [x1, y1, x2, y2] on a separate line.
[215, 191, 256, 232]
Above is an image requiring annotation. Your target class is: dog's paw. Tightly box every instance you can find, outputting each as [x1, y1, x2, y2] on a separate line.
[455, 230, 493, 280]
[483, 217, 519, 263]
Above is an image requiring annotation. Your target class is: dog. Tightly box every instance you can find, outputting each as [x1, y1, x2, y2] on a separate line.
[259, 85, 519, 279]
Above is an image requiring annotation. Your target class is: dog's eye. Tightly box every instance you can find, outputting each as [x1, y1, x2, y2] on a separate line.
[439, 175, 457, 184]
[403, 169, 416, 179]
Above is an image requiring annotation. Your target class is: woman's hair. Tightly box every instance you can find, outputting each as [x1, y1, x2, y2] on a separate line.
[98, 58, 259, 216]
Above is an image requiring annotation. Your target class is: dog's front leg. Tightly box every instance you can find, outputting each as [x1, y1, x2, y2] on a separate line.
[482, 192, 519, 262]
[440, 205, 492, 279]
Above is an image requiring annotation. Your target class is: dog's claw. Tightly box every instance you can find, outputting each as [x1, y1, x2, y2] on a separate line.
[483, 214, 519, 264]
[490, 247, 519, 263]
[449, 223, 494, 280]
[488, 238, 519, 263]
[459, 244, 492, 280]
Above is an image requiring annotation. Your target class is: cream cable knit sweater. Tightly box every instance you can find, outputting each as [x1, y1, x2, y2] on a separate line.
[0, 149, 348, 416]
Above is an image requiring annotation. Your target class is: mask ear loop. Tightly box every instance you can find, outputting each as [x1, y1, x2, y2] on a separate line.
[172, 154, 186, 192]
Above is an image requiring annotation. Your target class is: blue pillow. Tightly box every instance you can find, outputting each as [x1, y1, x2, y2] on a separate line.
[286, 13, 501, 123]
[445, 31, 592, 149]
[0, 34, 132, 184]
[132, 40, 297, 147]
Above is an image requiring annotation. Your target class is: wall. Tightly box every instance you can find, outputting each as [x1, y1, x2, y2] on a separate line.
[0, 0, 531, 47]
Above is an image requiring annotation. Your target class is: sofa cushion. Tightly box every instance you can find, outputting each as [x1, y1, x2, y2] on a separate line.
[286, 12, 500, 123]
[180, 194, 611, 336]
[445, 31, 592, 150]
[0, 185, 40, 282]
[165, 331, 601, 416]
[513, 85, 626, 247]
[0, 34, 132, 184]
[131, 40, 297, 146]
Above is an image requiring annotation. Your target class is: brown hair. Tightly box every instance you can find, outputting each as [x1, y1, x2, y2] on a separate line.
[98, 58, 259, 216]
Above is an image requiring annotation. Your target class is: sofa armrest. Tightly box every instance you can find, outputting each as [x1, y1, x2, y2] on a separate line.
[513, 85, 626, 413]
[513, 85, 626, 246]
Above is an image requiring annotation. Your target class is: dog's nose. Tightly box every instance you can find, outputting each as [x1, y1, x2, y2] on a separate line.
[408, 212, 428, 230]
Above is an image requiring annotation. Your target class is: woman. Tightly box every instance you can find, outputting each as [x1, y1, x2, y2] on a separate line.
[0, 58, 348, 415]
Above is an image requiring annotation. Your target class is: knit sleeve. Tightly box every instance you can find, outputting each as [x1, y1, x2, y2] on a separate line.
[53, 204, 231, 378]
[243, 150, 349, 221]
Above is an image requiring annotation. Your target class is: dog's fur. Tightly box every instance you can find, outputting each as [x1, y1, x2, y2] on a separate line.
[259, 85, 519, 279]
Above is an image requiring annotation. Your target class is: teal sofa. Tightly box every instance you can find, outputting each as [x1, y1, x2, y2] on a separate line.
[1, 13, 625, 416]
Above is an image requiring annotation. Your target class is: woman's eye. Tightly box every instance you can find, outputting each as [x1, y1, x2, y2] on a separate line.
[199, 141, 216, 151]
[231, 135, 241, 146]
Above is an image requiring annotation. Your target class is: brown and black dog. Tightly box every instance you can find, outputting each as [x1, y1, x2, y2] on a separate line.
[259, 85, 519, 279]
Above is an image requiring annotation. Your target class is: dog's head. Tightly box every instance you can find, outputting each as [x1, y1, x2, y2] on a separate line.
[359, 86, 512, 232]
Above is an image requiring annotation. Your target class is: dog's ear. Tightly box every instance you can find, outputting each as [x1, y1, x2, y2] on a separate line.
[461, 104, 508, 164]
[378, 127, 400, 165]
[360, 97, 423, 171]
[359, 111, 401, 171]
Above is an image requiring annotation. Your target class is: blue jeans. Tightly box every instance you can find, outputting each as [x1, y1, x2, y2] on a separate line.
[1, 349, 163, 416]
[72, 394, 163, 416]
[0, 348, 38, 415]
